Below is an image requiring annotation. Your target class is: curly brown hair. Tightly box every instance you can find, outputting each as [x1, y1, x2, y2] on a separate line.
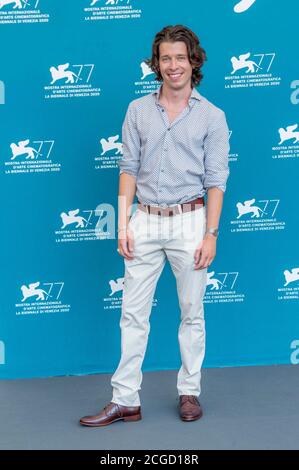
[145, 25, 207, 88]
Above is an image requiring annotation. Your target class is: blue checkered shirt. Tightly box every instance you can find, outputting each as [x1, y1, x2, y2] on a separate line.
[118, 83, 230, 208]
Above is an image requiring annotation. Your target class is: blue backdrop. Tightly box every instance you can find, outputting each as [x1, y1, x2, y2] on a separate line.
[1, 0, 299, 379]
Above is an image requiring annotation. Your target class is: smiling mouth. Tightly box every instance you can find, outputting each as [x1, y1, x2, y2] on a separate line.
[168, 73, 183, 80]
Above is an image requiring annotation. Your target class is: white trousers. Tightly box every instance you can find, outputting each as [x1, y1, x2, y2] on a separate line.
[111, 205, 208, 406]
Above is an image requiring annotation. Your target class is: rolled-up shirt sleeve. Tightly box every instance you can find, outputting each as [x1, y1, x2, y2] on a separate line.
[118, 102, 141, 178]
[202, 110, 230, 193]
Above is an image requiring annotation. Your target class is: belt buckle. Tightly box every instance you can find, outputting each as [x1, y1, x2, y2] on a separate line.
[161, 205, 178, 217]
[159, 204, 180, 216]
[155, 205, 166, 216]
[161, 206, 174, 217]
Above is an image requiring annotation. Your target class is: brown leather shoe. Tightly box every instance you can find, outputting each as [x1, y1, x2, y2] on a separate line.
[79, 401, 142, 427]
[179, 395, 203, 421]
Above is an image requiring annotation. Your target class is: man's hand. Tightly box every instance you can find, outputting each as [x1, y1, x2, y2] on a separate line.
[194, 233, 216, 270]
[118, 227, 135, 260]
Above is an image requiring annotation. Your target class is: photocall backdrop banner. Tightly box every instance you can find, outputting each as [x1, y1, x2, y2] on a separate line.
[1, 0, 299, 379]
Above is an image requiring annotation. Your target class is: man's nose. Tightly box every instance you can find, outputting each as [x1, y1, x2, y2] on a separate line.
[169, 59, 179, 69]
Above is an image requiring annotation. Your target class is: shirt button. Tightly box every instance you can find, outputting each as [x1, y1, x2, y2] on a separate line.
[161, 169, 164, 172]
[167, 128, 171, 131]
[161, 109, 165, 112]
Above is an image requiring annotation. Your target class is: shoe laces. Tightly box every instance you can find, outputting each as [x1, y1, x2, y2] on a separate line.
[103, 402, 114, 412]
[180, 395, 199, 405]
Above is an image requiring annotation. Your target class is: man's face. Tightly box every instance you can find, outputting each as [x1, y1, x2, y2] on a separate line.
[158, 41, 193, 90]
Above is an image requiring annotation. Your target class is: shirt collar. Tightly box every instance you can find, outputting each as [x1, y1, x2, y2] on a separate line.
[153, 83, 202, 107]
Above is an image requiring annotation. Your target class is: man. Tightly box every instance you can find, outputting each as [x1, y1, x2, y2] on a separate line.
[80, 24, 230, 426]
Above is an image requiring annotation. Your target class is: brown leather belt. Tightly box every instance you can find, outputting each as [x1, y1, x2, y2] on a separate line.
[137, 197, 205, 217]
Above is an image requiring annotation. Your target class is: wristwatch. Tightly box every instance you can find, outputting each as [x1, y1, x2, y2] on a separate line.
[205, 227, 219, 238]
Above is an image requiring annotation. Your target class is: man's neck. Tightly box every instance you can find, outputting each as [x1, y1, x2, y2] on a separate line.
[160, 82, 192, 105]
